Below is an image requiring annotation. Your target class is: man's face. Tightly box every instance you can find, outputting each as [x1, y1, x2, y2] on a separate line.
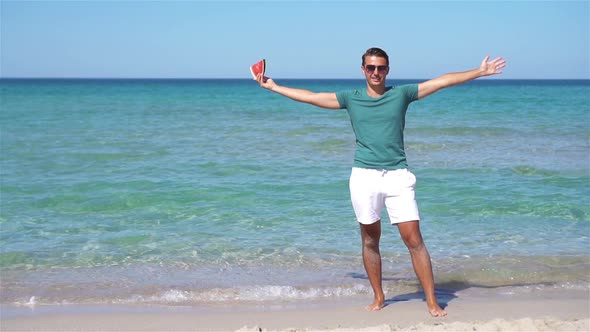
[362, 55, 389, 87]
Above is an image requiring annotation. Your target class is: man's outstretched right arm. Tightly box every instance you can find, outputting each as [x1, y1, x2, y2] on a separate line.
[256, 74, 341, 110]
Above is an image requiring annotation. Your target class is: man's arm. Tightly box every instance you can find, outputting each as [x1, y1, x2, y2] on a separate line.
[256, 74, 341, 110]
[418, 56, 506, 99]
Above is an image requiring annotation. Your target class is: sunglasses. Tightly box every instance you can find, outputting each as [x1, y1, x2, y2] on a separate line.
[364, 65, 389, 73]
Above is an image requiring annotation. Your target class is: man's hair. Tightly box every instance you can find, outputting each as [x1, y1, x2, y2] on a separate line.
[362, 47, 389, 66]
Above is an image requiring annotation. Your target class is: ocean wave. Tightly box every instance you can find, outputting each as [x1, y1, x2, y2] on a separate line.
[8, 277, 588, 307]
[8, 284, 372, 307]
[3, 254, 588, 307]
[120, 284, 372, 305]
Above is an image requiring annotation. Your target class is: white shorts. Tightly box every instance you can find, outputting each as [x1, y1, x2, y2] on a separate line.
[349, 167, 420, 225]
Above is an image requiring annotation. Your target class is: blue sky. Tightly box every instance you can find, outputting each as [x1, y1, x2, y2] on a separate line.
[1, 1, 588, 79]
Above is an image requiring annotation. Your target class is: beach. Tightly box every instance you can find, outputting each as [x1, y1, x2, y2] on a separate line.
[1, 78, 589, 331]
[2, 288, 589, 331]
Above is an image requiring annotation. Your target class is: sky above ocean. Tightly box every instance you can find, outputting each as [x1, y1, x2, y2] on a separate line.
[1, 1, 588, 79]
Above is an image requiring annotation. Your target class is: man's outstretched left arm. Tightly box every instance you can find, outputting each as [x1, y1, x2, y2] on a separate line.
[418, 56, 506, 99]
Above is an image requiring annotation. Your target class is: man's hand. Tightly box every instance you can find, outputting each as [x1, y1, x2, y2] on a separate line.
[256, 73, 275, 91]
[418, 55, 507, 99]
[480, 56, 506, 76]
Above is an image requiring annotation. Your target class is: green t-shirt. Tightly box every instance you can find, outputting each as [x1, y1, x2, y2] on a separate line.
[336, 84, 419, 170]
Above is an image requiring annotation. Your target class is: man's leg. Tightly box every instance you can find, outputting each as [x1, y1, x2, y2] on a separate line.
[397, 220, 447, 317]
[360, 221, 385, 311]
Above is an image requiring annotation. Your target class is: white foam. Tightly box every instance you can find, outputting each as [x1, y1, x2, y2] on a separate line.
[119, 284, 370, 305]
[25, 296, 37, 308]
[157, 289, 190, 303]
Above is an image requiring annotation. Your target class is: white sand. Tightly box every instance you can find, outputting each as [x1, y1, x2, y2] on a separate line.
[2, 291, 589, 331]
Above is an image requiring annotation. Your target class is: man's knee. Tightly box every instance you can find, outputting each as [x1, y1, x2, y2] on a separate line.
[363, 236, 380, 251]
[403, 237, 424, 251]
[361, 222, 381, 249]
[400, 230, 424, 250]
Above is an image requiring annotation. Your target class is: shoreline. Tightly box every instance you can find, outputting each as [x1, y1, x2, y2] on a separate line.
[3, 254, 588, 307]
[2, 289, 589, 331]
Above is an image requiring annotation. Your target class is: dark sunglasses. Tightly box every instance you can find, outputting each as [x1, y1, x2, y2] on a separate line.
[364, 65, 389, 73]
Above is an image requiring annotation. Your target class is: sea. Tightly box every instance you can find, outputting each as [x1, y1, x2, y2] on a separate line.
[1, 78, 589, 311]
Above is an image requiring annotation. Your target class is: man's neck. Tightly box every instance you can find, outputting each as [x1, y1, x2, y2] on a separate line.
[366, 84, 387, 98]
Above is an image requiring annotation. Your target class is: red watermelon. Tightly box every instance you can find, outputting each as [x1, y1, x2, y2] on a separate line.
[250, 59, 266, 80]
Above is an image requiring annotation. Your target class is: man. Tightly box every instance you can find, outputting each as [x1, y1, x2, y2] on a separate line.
[255, 47, 506, 316]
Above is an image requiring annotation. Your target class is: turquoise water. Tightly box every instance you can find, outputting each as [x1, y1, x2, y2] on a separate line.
[1, 79, 589, 306]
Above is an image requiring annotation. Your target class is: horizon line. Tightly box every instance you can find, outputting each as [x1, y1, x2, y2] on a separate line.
[1, 77, 589, 81]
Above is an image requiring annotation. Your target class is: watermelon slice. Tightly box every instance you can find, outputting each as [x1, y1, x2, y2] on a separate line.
[250, 59, 266, 80]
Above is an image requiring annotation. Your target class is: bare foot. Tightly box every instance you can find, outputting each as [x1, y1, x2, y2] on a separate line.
[428, 303, 447, 317]
[366, 299, 385, 311]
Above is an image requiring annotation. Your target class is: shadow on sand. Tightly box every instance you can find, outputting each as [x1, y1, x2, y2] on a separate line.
[346, 272, 554, 309]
